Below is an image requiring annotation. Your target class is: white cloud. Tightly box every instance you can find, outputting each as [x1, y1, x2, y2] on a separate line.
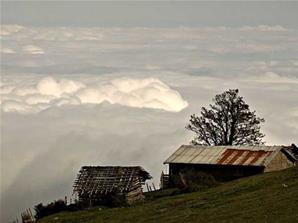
[36, 77, 85, 96]
[0, 104, 190, 222]
[290, 107, 298, 118]
[0, 24, 24, 36]
[12, 86, 37, 96]
[77, 78, 188, 112]
[1, 72, 298, 223]
[1, 25, 104, 41]
[1, 76, 188, 113]
[24, 94, 56, 105]
[239, 25, 288, 32]
[1, 47, 15, 54]
[0, 84, 16, 94]
[1, 24, 298, 222]
[22, 45, 45, 54]
[2, 100, 35, 113]
[209, 43, 284, 54]
[0, 25, 290, 43]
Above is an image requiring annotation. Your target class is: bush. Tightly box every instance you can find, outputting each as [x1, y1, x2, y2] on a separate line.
[66, 202, 85, 212]
[34, 199, 67, 220]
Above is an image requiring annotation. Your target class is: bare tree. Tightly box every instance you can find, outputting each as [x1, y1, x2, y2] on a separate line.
[186, 89, 265, 146]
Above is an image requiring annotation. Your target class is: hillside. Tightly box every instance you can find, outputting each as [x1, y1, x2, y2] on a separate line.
[39, 166, 298, 223]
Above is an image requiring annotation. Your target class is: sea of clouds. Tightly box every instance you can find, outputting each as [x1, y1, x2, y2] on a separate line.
[1, 76, 188, 113]
[1, 25, 298, 222]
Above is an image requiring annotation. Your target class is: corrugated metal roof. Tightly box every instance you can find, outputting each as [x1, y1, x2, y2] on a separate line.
[164, 145, 283, 167]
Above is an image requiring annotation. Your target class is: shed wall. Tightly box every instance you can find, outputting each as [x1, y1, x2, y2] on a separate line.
[169, 163, 264, 186]
[264, 151, 295, 172]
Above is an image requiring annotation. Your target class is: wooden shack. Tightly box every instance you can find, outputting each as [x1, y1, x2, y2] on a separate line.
[163, 144, 298, 188]
[73, 166, 151, 206]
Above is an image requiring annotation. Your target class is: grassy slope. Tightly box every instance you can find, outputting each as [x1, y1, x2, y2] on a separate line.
[39, 166, 298, 223]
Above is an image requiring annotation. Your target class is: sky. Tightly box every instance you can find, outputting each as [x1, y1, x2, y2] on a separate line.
[1, 1, 298, 222]
[2, 1, 298, 28]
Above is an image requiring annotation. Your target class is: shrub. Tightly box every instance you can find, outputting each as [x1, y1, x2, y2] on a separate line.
[34, 199, 67, 220]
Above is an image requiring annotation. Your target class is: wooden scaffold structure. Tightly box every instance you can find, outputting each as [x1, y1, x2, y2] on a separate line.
[73, 166, 151, 206]
[21, 208, 35, 223]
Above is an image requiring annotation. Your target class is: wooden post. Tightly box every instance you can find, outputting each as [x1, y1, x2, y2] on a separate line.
[26, 209, 30, 219]
[152, 183, 156, 191]
[28, 208, 34, 221]
[146, 183, 150, 192]
[75, 193, 78, 203]
[89, 197, 92, 207]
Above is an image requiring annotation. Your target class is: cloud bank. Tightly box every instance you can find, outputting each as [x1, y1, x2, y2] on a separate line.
[1, 47, 15, 54]
[1, 24, 298, 223]
[1, 76, 188, 113]
[22, 45, 45, 54]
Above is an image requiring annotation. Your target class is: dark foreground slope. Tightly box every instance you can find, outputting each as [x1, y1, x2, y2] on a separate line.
[39, 166, 298, 223]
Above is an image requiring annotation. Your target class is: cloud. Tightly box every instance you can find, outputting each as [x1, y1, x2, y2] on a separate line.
[2, 100, 35, 113]
[0, 102, 191, 222]
[1, 72, 298, 223]
[36, 77, 85, 96]
[0, 24, 24, 36]
[1, 25, 104, 41]
[209, 43, 284, 54]
[1, 76, 188, 113]
[0, 25, 290, 43]
[2, 24, 295, 80]
[1, 47, 15, 54]
[239, 25, 288, 32]
[1, 24, 298, 222]
[77, 77, 188, 111]
[22, 45, 45, 54]
[291, 107, 298, 117]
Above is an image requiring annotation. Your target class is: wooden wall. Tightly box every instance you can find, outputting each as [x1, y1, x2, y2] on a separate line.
[168, 163, 264, 187]
[265, 151, 295, 172]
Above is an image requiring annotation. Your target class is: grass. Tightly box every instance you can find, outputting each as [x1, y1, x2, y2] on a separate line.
[39, 166, 298, 223]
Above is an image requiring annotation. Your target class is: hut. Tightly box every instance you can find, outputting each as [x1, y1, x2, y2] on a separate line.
[163, 144, 298, 188]
[73, 166, 151, 206]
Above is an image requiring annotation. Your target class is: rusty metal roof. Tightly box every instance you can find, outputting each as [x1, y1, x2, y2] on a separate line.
[164, 145, 284, 167]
